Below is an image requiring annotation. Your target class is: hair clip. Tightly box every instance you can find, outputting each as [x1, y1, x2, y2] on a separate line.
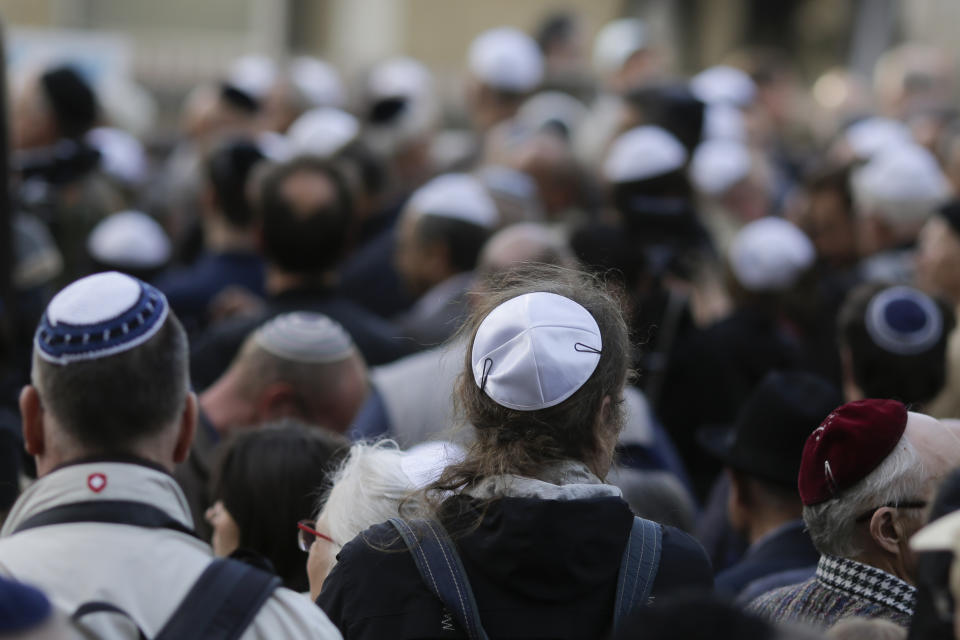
[480, 358, 493, 392]
[574, 343, 601, 355]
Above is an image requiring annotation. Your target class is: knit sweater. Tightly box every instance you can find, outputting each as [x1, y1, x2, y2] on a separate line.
[748, 555, 916, 629]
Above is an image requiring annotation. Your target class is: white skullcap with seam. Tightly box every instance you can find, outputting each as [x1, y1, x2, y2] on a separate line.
[728, 217, 815, 292]
[408, 173, 500, 229]
[228, 54, 277, 100]
[252, 312, 356, 364]
[602, 125, 688, 183]
[471, 291, 602, 411]
[468, 27, 544, 93]
[852, 142, 952, 223]
[844, 117, 912, 160]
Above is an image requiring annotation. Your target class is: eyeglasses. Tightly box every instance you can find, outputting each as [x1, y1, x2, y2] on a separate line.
[297, 520, 338, 552]
[854, 500, 928, 523]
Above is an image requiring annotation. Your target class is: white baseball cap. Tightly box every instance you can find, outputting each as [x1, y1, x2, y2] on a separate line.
[471, 291, 602, 411]
[603, 125, 688, 183]
[468, 27, 544, 93]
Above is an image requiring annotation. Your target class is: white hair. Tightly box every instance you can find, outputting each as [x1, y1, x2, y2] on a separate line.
[803, 431, 928, 558]
[315, 440, 416, 557]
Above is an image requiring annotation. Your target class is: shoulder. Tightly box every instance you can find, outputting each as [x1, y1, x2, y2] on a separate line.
[651, 524, 714, 595]
[746, 577, 816, 617]
[246, 587, 342, 640]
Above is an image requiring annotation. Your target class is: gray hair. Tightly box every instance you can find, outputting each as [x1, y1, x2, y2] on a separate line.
[803, 431, 927, 558]
[316, 441, 421, 556]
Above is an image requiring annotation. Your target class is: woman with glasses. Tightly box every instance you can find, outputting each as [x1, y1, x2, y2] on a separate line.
[316, 265, 713, 639]
[206, 419, 347, 592]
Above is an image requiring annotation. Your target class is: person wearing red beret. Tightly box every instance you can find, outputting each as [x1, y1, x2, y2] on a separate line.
[749, 399, 960, 630]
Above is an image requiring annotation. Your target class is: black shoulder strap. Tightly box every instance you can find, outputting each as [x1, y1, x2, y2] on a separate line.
[13, 500, 200, 539]
[389, 517, 490, 640]
[154, 558, 281, 640]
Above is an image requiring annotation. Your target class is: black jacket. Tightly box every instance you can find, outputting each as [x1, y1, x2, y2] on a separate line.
[714, 519, 820, 599]
[317, 495, 712, 639]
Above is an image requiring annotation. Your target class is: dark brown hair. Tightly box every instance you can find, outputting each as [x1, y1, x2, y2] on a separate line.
[414, 264, 632, 515]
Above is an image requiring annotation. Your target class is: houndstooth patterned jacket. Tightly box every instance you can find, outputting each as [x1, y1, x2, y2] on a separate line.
[747, 554, 916, 629]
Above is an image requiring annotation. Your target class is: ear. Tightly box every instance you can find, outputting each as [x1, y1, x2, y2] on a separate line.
[256, 382, 303, 422]
[173, 392, 198, 464]
[726, 469, 749, 531]
[20, 385, 45, 457]
[869, 507, 907, 555]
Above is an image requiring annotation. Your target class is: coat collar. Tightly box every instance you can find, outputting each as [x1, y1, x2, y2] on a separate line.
[816, 554, 917, 616]
[1, 460, 195, 537]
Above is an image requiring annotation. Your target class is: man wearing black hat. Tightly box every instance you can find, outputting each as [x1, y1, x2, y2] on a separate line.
[700, 371, 840, 599]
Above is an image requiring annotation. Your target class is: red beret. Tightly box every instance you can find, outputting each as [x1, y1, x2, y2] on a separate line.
[798, 399, 908, 506]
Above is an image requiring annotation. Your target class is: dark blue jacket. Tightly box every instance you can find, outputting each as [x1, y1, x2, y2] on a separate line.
[318, 495, 712, 639]
[714, 519, 819, 599]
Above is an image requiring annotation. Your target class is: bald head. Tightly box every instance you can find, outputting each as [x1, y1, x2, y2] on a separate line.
[202, 313, 368, 434]
[478, 223, 577, 275]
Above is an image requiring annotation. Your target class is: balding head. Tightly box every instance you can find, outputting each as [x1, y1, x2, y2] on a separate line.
[201, 313, 368, 434]
[478, 223, 577, 275]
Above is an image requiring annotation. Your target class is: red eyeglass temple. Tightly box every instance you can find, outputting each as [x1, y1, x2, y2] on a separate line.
[297, 521, 336, 545]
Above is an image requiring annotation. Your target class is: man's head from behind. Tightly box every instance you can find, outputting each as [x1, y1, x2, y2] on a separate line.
[23, 272, 195, 476]
[800, 400, 960, 583]
[202, 313, 368, 434]
[838, 283, 954, 407]
[259, 156, 353, 275]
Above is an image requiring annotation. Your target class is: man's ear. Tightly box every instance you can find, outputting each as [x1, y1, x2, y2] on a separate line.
[173, 392, 198, 465]
[20, 385, 45, 457]
[256, 382, 303, 422]
[869, 507, 906, 555]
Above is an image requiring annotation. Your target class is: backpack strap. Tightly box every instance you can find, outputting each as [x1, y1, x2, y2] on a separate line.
[388, 518, 490, 640]
[613, 516, 663, 632]
[14, 500, 200, 539]
[154, 558, 281, 640]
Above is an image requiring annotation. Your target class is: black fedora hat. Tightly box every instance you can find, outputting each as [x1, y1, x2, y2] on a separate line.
[698, 370, 842, 489]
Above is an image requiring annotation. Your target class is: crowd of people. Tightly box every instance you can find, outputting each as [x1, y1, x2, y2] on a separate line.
[4, 8, 960, 640]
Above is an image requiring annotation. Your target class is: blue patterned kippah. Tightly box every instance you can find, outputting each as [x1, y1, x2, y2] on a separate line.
[865, 286, 943, 356]
[34, 271, 169, 365]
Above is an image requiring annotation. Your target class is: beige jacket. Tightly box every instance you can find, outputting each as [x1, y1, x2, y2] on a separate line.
[0, 461, 342, 639]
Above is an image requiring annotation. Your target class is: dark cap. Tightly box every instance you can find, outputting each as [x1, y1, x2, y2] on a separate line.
[699, 371, 842, 489]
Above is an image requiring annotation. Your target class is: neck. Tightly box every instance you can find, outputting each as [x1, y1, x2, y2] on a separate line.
[265, 266, 337, 296]
[853, 547, 914, 585]
[203, 215, 257, 253]
[198, 376, 254, 436]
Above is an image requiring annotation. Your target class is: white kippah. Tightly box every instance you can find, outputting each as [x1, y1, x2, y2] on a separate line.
[228, 54, 277, 100]
[400, 441, 466, 488]
[86, 127, 148, 186]
[701, 103, 746, 142]
[852, 143, 952, 222]
[408, 173, 499, 228]
[517, 91, 588, 136]
[690, 140, 752, 196]
[729, 217, 815, 292]
[468, 27, 544, 93]
[592, 18, 647, 76]
[844, 117, 912, 159]
[690, 66, 757, 107]
[87, 211, 171, 270]
[472, 292, 602, 411]
[603, 125, 688, 184]
[287, 107, 359, 158]
[290, 56, 345, 108]
[36, 272, 169, 365]
[253, 312, 355, 364]
[368, 56, 433, 101]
